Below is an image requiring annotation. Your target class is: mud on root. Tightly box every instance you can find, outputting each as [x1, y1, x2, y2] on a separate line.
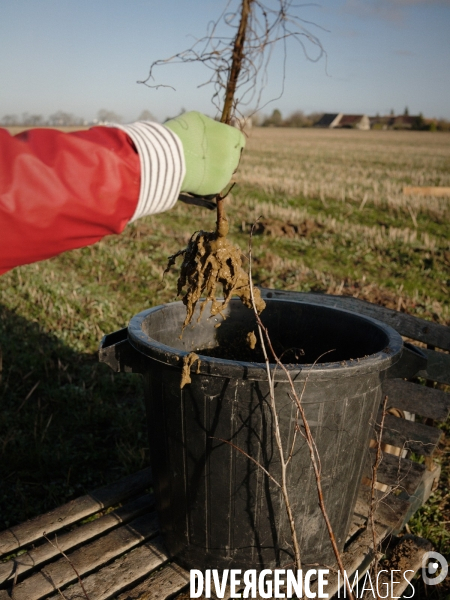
[165, 218, 265, 331]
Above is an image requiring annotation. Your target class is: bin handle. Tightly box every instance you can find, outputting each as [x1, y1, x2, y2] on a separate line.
[386, 341, 427, 380]
[99, 328, 145, 373]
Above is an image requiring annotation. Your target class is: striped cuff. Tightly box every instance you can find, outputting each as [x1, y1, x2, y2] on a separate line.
[113, 122, 186, 222]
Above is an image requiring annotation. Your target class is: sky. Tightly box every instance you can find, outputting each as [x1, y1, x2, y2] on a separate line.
[1, 0, 450, 124]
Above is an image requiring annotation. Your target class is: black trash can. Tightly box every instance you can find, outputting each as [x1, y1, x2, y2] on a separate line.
[99, 298, 425, 570]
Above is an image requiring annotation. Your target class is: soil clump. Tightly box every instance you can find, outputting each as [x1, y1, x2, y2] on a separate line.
[251, 217, 322, 238]
[166, 215, 266, 331]
[180, 352, 200, 388]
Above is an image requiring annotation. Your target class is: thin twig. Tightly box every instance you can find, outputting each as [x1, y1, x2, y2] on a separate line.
[368, 394, 388, 600]
[285, 405, 300, 467]
[140, 0, 327, 247]
[211, 437, 281, 488]
[248, 219, 302, 570]
[139, 1, 325, 121]
[247, 221, 355, 600]
[43, 533, 91, 600]
[258, 319, 355, 600]
[16, 380, 40, 413]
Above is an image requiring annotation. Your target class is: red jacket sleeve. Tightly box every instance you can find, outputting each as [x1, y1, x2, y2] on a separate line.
[0, 127, 141, 275]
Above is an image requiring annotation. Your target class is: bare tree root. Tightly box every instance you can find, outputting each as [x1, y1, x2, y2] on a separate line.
[165, 210, 265, 330]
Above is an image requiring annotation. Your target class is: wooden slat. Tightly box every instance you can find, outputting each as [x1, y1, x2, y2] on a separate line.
[116, 562, 189, 600]
[260, 289, 450, 351]
[0, 494, 154, 585]
[418, 348, 450, 386]
[396, 464, 442, 533]
[0, 468, 151, 557]
[347, 513, 368, 541]
[308, 523, 389, 598]
[360, 535, 433, 600]
[382, 379, 450, 421]
[377, 413, 442, 456]
[354, 484, 410, 530]
[364, 448, 425, 495]
[11, 513, 158, 600]
[47, 537, 168, 600]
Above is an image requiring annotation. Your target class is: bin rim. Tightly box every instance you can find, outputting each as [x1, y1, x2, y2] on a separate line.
[126, 298, 404, 382]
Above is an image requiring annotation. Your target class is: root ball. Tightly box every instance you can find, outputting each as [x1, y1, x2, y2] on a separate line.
[166, 217, 265, 330]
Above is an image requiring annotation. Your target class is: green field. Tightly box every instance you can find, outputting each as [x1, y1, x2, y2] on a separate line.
[1, 128, 449, 594]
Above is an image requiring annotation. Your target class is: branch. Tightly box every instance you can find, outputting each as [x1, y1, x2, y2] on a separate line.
[248, 219, 302, 571]
[368, 394, 388, 600]
[139, 1, 325, 120]
[211, 437, 281, 488]
[43, 533, 91, 600]
[247, 220, 355, 600]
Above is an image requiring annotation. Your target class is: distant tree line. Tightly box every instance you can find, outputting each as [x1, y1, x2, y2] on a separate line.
[371, 111, 450, 132]
[1, 111, 87, 127]
[1, 109, 155, 127]
[258, 109, 324, 128]
[3, 108, 449, 132]
[258, 108, 450, 131]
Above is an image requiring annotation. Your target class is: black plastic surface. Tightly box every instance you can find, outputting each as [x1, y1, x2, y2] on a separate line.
[101, 298, 417, 570]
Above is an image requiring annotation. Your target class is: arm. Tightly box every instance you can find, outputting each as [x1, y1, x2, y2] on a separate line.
[0, 123, 184, 274]
[0, 112, 245, 275]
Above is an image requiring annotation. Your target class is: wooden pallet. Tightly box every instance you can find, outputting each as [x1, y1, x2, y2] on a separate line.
[0, 291, 448, 600]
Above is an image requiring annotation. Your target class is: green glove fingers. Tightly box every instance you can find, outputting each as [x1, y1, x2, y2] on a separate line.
[164, 111, 246, 196]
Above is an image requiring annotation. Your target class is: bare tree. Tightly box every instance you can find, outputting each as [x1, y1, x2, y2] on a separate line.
[48, 111, 83, 127]
[22, 112, 45, 126]
[137, 109, 155, 122]
[262, 107, 283, 126]
[96, 109, 123, 124]
[1, 114, 19, 126]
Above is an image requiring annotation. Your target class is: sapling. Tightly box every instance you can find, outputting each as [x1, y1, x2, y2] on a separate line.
[144, 0, 324, 327]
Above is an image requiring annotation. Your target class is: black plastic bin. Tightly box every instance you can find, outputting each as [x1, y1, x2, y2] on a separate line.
[99, 298, 426, 570]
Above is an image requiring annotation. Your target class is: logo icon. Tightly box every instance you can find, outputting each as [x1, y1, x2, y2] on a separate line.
[422, 551, 448, 586]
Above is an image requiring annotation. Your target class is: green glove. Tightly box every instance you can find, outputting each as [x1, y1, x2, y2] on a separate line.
[164, 111, 246, 196]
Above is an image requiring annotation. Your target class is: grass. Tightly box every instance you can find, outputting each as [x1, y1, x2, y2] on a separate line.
[239, 128, 450, 222]
[1, 127, 449, 594]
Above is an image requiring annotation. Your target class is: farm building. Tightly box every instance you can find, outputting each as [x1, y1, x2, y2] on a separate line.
[313, 113, 343, 128]
[338, 114, 370, 130]
[314, 113, 370, 130]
